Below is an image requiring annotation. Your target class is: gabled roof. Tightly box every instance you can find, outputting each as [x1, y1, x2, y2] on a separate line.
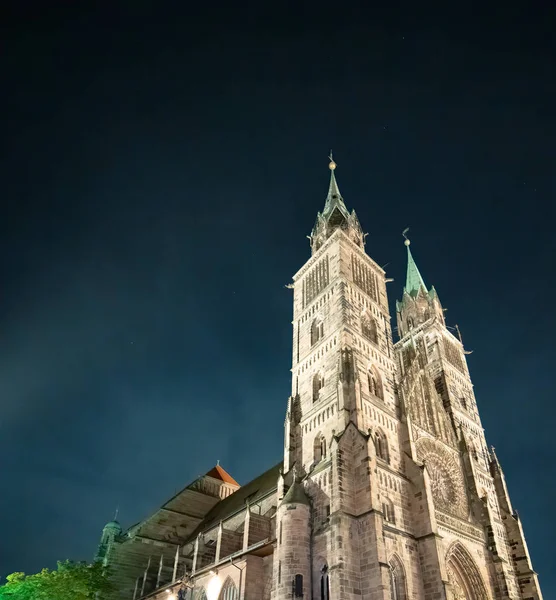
[205, 464, 240, 486]
[188, 462, 282, 539]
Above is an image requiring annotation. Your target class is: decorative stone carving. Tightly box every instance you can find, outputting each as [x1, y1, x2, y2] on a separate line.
[447, 566, 467, 600]
[416, 437, 467, 519]
[445, 542, 490, 600]
[436, 512, 484, 542]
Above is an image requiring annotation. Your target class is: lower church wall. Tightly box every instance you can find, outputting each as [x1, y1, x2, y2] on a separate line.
[383, 529, 424, 600]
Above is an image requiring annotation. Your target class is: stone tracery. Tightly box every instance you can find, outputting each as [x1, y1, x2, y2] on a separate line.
[416, 437, 468, 519]
[447, 566, 468, 600]
[445, 542, 489, 600]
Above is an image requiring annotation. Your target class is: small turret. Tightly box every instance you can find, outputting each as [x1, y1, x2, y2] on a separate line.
[96, 517, 122, 563]
[309, 156, 364, 254]
[281, 479, 311, 506]
[396, 235, 444, 338]
[274, 468, 312, 600]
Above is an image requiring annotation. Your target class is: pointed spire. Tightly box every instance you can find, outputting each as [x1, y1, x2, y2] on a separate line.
[322, 152, 350, 220]
[402, 232, 427, 297]
[309, 153, 364, 253]
[327, 153, 342, 197]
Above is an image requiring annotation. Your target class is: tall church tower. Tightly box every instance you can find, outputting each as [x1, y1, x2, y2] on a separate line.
[274, 159, 543, 600]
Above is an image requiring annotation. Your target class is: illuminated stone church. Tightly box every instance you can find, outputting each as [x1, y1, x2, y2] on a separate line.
[97, 160, 543, 600]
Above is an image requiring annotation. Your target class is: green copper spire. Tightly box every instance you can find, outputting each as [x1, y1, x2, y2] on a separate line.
[404, 237, 427, 297]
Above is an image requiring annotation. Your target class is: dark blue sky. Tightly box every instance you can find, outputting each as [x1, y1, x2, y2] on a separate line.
[1, 2, 554, 595]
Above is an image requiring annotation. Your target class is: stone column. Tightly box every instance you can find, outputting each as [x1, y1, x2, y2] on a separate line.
[156, 554, 164, 588]
[242, 507, 251, 550]
[192, 536, 200, 574]
[215, 521, 223, 563]
[141, 556, 151, 596]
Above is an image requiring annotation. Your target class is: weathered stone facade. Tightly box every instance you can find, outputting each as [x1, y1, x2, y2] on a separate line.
[98, 160, 543, 600]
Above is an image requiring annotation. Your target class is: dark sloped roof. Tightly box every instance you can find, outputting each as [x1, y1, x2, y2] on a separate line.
[282, 481, 310, 506]
[188, 462, 282, 539]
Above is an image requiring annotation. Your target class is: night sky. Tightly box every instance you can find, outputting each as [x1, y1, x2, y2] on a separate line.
[2, 2, 554, 595]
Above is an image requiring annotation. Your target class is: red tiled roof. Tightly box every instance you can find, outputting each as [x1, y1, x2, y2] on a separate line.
[205, 464, 240, 486]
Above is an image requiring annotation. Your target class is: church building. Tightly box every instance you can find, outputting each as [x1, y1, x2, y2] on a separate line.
[97, 160, 543, 600]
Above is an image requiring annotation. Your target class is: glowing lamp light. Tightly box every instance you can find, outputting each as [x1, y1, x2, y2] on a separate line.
[206, 572, 222, 600]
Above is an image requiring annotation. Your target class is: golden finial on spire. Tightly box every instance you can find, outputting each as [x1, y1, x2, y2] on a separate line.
[402, 227, 411, 246]
[328, 150, 336, 170]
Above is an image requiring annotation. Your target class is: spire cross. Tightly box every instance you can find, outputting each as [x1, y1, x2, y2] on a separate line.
[328, 150, 336, 170]
[402, 227, 410, 246]
[114, 506, 119, 521]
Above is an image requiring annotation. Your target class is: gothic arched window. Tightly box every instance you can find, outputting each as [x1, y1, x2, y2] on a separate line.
[361, 313, 378, 344]
[311, 319, 324, 346]
[219, 578, 238, 600]
[368, 367, 384, 400]
[320, 565, 330, 600]
[375, 430, 389, 463]
[314, 434, 326, 463]
[407, 317, 414, 331]
[382, 498, 395, 524]
[313, 372, 325, 402]
[389, 556, 407, 600]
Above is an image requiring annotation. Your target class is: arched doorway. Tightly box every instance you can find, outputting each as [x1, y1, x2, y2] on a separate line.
[445, 542, 489, 600]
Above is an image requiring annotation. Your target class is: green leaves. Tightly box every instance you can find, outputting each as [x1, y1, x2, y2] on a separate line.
[0, 560, 113, 599]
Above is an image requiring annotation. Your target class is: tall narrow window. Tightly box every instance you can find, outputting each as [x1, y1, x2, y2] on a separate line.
[382, 498, 395, 524]
[311, 319, 324, 346]
[368, 368, 384, 400]
[361, 313, 378, 344]
[390, 568, 398, 600]
[375, 430, 389, 463]
[320, 565, 330, 600]
[313, 372, 325, 402]
[293, 574, 303, 598]
[389, 556, 407, 600]
[314, 434, 326, 462]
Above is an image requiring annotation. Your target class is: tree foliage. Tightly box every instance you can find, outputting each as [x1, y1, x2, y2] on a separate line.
[0, 560, 112, 599]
